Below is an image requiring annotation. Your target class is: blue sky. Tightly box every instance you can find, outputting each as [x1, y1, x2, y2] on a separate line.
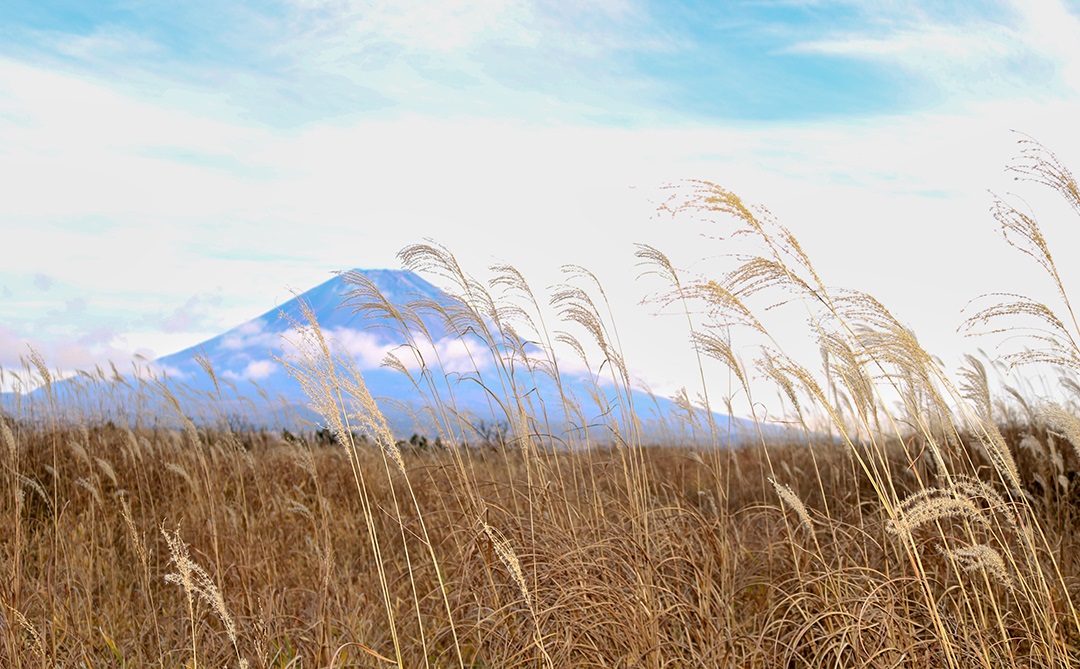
[3, 0, 1080, 402]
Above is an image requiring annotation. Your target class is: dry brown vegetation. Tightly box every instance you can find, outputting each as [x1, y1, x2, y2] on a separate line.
[4, 138, 1080, 667]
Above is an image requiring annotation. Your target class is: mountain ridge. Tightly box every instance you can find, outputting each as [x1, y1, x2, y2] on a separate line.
[7, 268, 790, 446]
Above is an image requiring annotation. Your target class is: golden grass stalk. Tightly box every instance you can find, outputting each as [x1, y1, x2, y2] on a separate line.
[885, 482, 995, 540]
[278, 297, 466, 669]
[481, 521, 553, 669]
[11, 608, 44, 660]
[942, 543, 1016, 590]
[1038, 401, 1080, 461]
[161, 522, 246, 669]
[1, 420, 16, 463]
[769, 477, 813, 532]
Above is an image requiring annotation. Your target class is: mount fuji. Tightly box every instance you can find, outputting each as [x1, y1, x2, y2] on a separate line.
[154, 269, 472, 435]
[15, 269, 787, 446]
[162, 268, 794, 444]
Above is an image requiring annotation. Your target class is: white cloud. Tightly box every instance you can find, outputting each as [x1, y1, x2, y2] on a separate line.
[1015, 0, 1080, 92]
[328, 327, 396, 369]
[0, 57, 268, 224]
[246, 359, 278, 380]
[143, 363, 181, 380]
[221, 320, 279, 351]
[297, 0, 539, 54]
[323, 325, 495, 376]
[791, 24, 1011, 59]
[222, 359, 278, 381]
[786, 0, 1080, 99]
[46, 24, 165, 61]
[426, 336, 491, 375]
[283, 0, 646, 65]
[0, 321, 148, 386]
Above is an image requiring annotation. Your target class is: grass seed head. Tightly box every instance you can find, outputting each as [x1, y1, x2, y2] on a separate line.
[482, 521, 532, 608]
[943, 543, 1016, 590]
[769, 477, 813, 532]
[1, 420, 17, 462]
[162, 522, 239, 646]
[887, 487, 989, 540]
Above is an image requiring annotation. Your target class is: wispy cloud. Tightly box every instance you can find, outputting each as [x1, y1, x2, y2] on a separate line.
[324, 326, 493, 375]
[289, 0, 542, 55]
[140, 292, 225, 334]
[785, 0, 1080, 100]
[32, 274, 54, 291]
[220, 320, 277, 352]
[43, 23, 165, 61]
[0, 1, 695, 127]
[0, 320, 154, 380]
[327, 327, 396, 370]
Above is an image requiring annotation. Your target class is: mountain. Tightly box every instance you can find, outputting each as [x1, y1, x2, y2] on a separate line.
[10, 269, 795, 446]
[153, 269, 455, 433]
[155, 270, 434, 390]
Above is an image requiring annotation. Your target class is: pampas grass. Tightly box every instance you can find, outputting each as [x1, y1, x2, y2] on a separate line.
[5, 138, 1080, 667]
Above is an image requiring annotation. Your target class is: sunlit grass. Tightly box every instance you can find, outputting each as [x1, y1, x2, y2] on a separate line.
[3, 138, 1080, 667]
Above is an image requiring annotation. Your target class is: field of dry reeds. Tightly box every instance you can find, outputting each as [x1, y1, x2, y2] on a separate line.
[4, 139, 1080, 668]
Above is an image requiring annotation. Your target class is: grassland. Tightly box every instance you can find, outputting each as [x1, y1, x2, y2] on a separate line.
[4, 138, 1080, 668]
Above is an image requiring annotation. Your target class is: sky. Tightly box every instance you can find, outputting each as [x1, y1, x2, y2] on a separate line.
[3, 0, 1080, 410]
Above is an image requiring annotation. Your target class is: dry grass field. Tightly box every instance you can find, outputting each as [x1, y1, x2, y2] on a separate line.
[5, 140, 1080, 668]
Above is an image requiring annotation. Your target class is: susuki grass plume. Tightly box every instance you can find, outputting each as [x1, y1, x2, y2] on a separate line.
[769, 477, 813, 532]
[161, 522, 246, 669]
[942, 543, 1016, 590]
